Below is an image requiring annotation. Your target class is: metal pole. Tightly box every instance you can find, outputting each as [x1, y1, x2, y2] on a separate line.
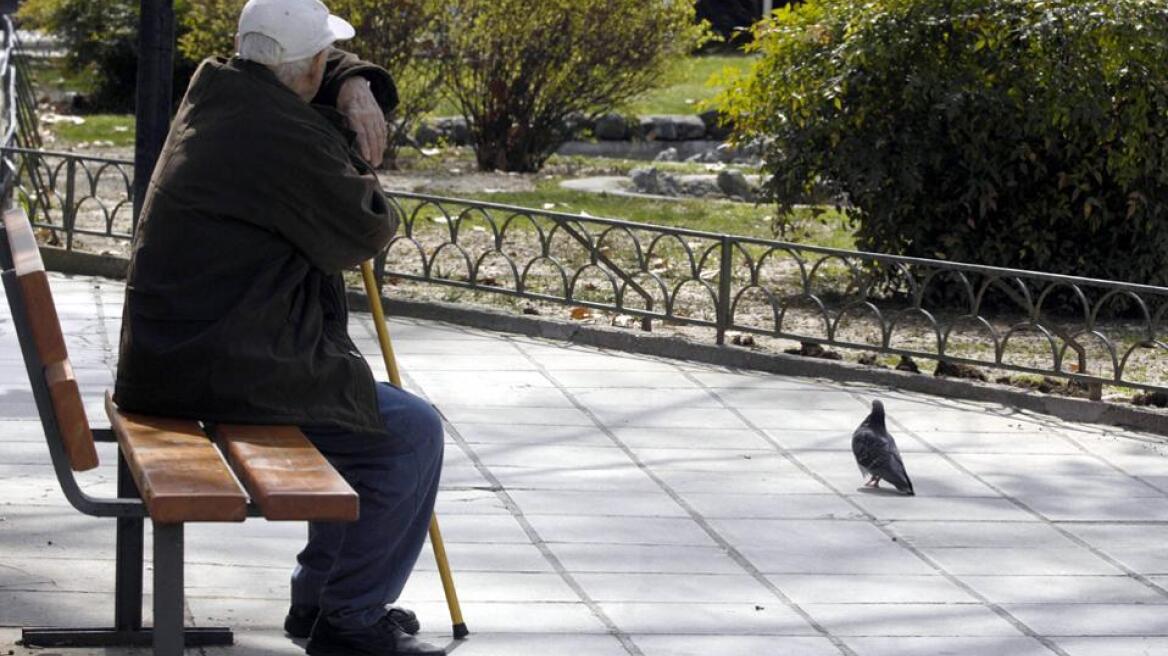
[762, 0, 774, 17]
[132, 0, 175, 226]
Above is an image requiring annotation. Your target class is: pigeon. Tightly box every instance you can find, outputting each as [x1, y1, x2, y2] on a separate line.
[852, 400, 914, 495]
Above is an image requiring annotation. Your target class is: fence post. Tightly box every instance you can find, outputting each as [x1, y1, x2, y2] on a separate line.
[62, 158, 75, 251]
[716, 236, 733, 346]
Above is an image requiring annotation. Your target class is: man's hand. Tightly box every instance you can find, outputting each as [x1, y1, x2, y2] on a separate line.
[337, 77, 387, 168]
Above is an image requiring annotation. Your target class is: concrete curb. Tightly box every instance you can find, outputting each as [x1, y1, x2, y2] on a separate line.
[34, 247, 1168, 437]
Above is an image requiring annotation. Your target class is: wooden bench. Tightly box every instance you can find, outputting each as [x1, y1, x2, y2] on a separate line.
[1, 207, 360, 656]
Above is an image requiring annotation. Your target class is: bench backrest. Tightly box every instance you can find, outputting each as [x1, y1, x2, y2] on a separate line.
[1, 208, 99, 471]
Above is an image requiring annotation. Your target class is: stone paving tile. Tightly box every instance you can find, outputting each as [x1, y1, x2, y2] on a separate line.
[631, 635, 841, 656]
[548, 543, 744, 575]
[652, 464, 835, 495]
[923, 430, 1084, 455]
[1054, 637, 1168, 656]
[631, 447, 788, 472]
[1064, 524, 1168, 574]
[451, 422, 612, 447]
[887, 521, 1076, 549]
[803, 603, 1024, 637]
[588, 406, 751, 430]
[523, 515, 716, 547]
[842, 636, 1054, 656]
[1022, 495, 1168, 522]
[961, 575, 1168, 605]
[848, 495, 1032, 522]
[597, 602, 817, 635]
[548, 370, 703, 388]
[1003, 603, 1168, 636]
[436, 406, 596, 426]
[677, 492, 863, 520]
[736, 407, 862, 431]
[505, 490, 687, 518]
[568, 388, 723, 409]
[978, 472, 1166, 498]
[468, 443, 632, 469]
[921, 547, 1122, 576]
[608, 426, 774, 450]
[767, 574, 975, 604]
[489, 464, 662, 493]
[709, 387, 866, 410]
[573, 572, 774, 603]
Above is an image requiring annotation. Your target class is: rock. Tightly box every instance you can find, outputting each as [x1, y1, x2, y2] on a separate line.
[716, 169, 756, 201]
[563, 112, 595, 138]
[784, 342, 842, 360]
[895, 356, 921, 373]
[595, 113, 630, 140]
[934, 360, 987, 381]
[434, 117, 471, 145]
[1133, 391, 1168, 407]
[654, 147, 680, 162]
[680, 178, 720, 197]
[699, 109, 734, 141]
[731, 333, 755, 347]
[639, 115, 708, 141]
[629, 167, 681, 196]
[858, 353, 886, 368]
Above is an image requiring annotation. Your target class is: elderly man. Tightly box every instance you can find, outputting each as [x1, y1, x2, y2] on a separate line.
[113, 1, 445, 655]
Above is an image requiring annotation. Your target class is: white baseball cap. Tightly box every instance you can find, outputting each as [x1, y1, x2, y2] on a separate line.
[238, 0, 355, 64]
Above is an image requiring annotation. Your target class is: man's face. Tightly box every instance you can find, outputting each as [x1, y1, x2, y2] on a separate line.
[304, 50, 329, 99]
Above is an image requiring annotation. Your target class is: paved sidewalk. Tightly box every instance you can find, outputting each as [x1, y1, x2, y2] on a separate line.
[4, 274, 1168, 656]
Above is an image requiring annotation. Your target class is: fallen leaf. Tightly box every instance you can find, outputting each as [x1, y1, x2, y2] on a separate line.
[570, 307, 592, 320]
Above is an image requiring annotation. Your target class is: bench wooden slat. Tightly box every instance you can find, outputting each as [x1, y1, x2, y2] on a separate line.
[45, 361, 98, 471]
[105, 393, 247, 523]
[215, 424, 359, 522]
[4, 209, 98, 472]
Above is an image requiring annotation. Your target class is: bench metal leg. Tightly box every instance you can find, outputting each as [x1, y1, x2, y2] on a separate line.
[153, 522, 184, 656]
[20, 463, 233, 650]
[116, 453, 144, 631]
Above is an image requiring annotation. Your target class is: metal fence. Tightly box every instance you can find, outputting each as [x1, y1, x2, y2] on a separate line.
[7, 144, 1168, 397]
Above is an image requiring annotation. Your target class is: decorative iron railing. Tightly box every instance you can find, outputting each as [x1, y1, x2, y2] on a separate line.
[6, 146, 1168, 398]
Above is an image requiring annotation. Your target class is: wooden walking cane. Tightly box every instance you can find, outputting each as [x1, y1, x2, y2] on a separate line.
[360, 261, 469, 640]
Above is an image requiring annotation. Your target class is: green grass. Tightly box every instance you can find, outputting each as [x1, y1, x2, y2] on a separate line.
[44, 114, 136, 148]
[428, 54, 753, 117]
[455, 179, 852, 247]
[25, 56, 96, 97]
[623, 54, 752, 116]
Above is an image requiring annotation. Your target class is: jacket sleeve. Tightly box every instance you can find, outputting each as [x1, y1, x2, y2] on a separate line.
[249, 125, 398, 274]
[313, 48, 400, 114]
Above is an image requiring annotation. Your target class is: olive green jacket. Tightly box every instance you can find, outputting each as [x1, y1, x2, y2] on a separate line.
[115, 51, 398, 434]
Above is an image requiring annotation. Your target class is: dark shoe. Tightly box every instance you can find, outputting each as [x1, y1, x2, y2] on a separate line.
[286, 604, 420, 639]
[306, 612, 445, 656]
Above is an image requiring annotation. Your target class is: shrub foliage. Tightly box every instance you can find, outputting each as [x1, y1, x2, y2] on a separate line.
[720, 0, 1168, 285]
[436, 0, 708, 173]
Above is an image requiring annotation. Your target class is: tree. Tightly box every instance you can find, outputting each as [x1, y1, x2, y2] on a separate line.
[719, 0, 1168, 286]
[436, 0, 709, 173]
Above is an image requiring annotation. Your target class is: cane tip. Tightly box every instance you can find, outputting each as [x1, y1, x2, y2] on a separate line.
[452, 622, 469, 639]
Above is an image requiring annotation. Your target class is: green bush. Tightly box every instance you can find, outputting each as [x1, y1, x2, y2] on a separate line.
[720, 0, 1168, 285]
[181, 0, 443, 166]
[436, 0, 710, 173]
[18, 0, 200, 112]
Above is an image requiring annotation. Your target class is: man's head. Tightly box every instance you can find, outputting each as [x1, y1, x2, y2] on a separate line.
[236, 0, 355, 101]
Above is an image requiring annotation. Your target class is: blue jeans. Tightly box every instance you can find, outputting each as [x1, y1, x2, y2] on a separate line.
[293, 382, 444, 630]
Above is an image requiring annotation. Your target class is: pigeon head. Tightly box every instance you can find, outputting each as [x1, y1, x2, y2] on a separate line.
[865, 399, 886, 429]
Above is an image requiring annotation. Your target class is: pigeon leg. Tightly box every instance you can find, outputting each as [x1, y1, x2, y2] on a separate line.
[864, 476, 881, 488]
